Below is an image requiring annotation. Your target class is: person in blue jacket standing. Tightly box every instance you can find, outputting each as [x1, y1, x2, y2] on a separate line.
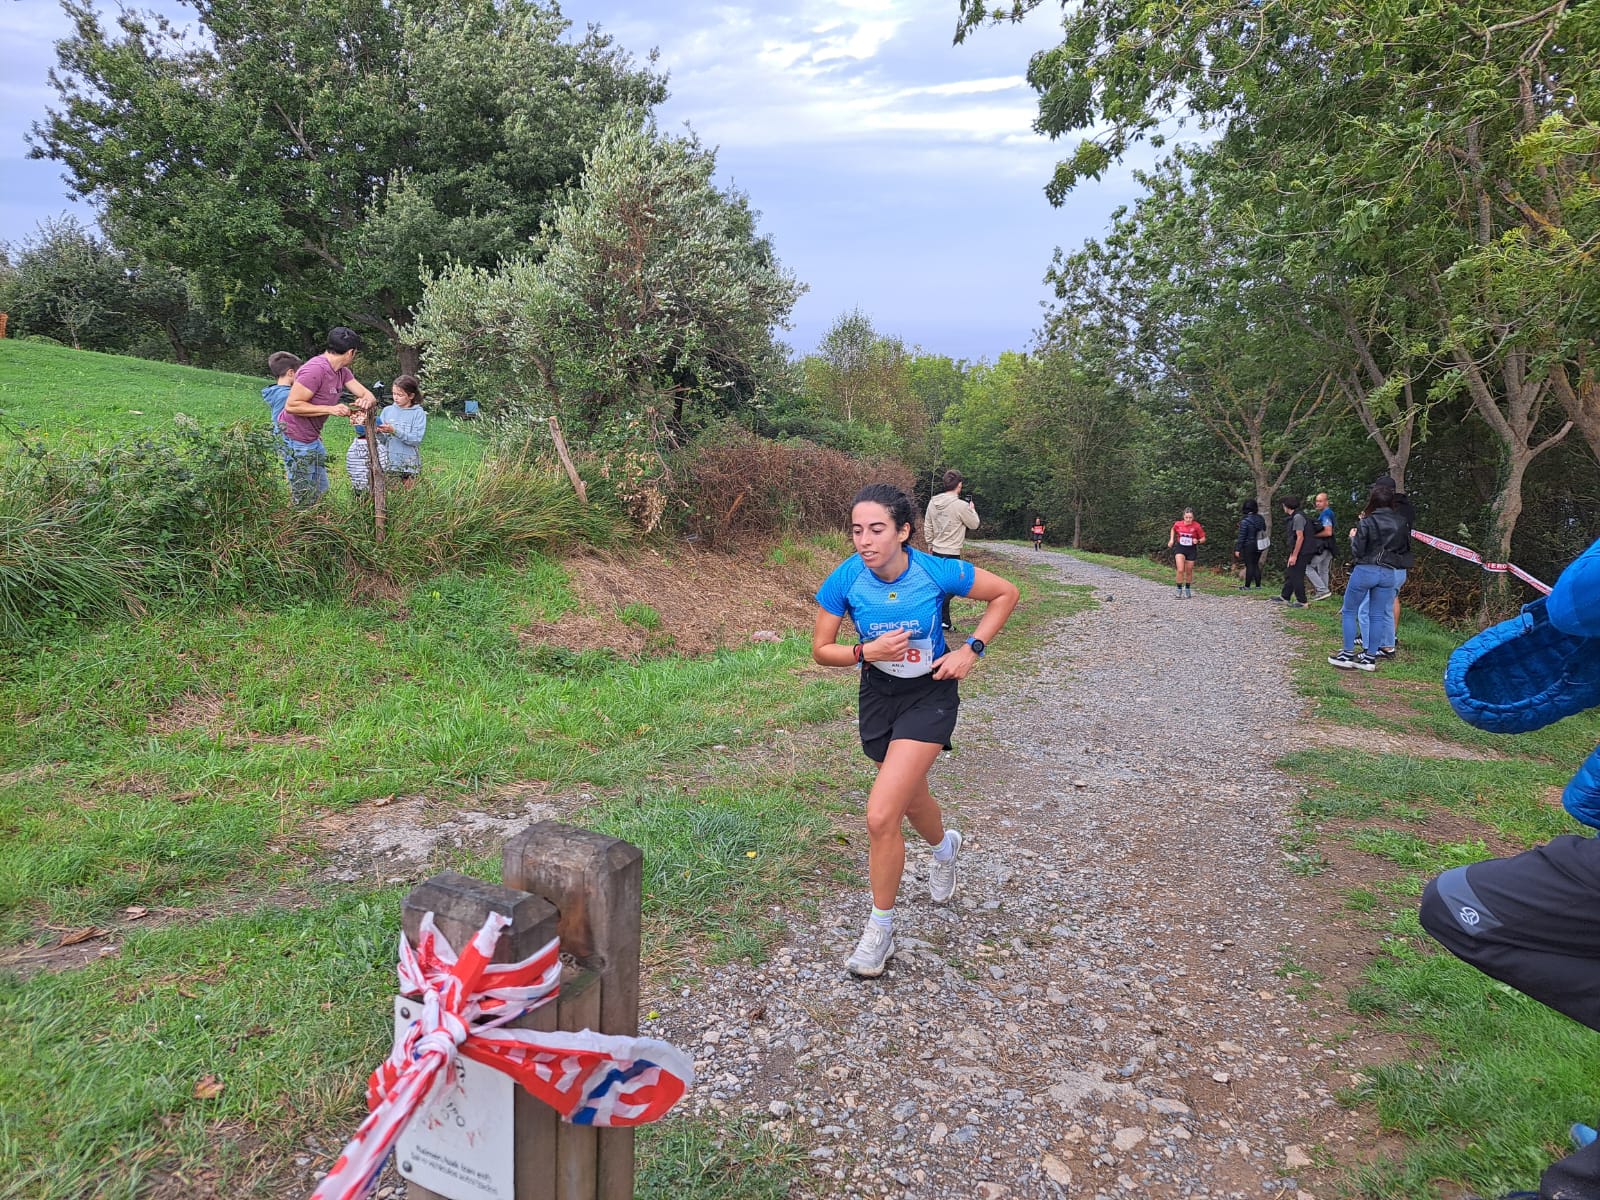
[1420, 535, 1600, 1197]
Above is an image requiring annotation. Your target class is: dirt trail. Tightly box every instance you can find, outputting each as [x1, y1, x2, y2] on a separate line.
[647, 543, 1384, 1200]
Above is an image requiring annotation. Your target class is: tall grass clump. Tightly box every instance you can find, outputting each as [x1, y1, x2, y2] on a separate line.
[0, 417, 616, 643]
[376, 456, 616, 576]
[0, 460, 152, 638]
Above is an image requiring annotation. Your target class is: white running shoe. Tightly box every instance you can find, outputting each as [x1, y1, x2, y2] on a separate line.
[845, 921, 895, 978]
[929, 829, 963, 904]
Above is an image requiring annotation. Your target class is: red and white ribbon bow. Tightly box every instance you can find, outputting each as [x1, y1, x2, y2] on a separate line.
[310, 911, 693, 1200]
[1411, 530, 1551, 594]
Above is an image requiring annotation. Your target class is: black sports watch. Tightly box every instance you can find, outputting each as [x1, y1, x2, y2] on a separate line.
[964, 636, 985, 657]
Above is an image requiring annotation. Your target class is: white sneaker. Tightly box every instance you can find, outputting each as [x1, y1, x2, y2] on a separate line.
[845, 921, 895, 978]
[929, 829, 963, 903]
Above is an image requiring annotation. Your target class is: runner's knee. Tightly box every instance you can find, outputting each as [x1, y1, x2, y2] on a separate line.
[865, 804, 903, 841]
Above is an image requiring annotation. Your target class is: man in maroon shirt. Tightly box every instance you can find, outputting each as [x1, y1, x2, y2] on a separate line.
[278, 326, 379, 505]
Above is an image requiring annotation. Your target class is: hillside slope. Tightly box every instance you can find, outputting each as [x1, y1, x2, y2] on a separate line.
[0, 339, 480, 470]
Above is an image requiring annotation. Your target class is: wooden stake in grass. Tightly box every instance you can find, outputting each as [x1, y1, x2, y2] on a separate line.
[365, 414, 387, 541]
[548, 415, 587, 504]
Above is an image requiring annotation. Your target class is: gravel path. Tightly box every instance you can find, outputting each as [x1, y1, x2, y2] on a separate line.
[646, 544, 1376, 1200]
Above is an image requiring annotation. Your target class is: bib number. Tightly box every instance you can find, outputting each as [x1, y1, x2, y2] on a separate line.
[1179, 535, 1195, 546]
[871, 636, 935, 679]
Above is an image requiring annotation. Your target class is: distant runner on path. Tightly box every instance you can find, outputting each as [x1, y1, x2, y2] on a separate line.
[813, 482, 1019, 979]
[1167, 507, 1206, 597]
[1031, 517, 1046, 550]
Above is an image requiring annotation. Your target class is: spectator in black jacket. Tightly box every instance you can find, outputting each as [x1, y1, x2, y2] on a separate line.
[1233, 499, 1267, 589]
[1358, 473, 1414, 656]
[1329, 482, 1409, 671]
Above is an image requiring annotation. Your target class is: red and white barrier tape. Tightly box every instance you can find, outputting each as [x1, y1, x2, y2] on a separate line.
[310, 911, 693, 1200]
[1410, 530, 1551, 594]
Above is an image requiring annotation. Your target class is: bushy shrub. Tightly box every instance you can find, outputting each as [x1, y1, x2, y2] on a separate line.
[0, 419, 612, 644]
[671, 424, 916, 546]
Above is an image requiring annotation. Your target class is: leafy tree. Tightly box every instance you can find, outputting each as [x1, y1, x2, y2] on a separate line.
[965, 0, 1600, 573]
[907, 354, 967, 425]
[407, 122, 802, 520]
[802, 310, 931, 471]
[1047, 160, 1348, 515]
[1019, 344, 1134, 548]
[30, 0, 665, 370]
[0, 216, 134, 351]
[937, 352, 1040, 532]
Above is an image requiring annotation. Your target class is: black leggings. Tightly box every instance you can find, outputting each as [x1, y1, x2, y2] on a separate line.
[930, 550, 961, 626]
[1280, 557, 1307, 602]
[1241, 548, 1263, 587]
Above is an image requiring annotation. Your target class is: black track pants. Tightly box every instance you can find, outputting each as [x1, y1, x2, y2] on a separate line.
[1421, 836, 1600, 1198]
[1280, 557, 1307, 602]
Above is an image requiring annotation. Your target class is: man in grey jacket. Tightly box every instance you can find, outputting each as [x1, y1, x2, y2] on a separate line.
[924, 469, 981, 631]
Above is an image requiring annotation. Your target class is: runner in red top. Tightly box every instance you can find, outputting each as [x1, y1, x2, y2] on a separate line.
[1031, 517, 1045, 550]
[1167, 507, 1207, 597]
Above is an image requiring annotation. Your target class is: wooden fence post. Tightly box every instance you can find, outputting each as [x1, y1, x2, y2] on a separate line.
[503, 823, 644, 1200]
[401, 870, 560, 1200]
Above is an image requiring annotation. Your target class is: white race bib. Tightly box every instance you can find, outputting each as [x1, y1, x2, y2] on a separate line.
[1179, 534, 1195, 546]
[871, 636, 936, 679]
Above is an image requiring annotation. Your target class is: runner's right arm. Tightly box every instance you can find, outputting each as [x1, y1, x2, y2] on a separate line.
[812, 609, 909, 668]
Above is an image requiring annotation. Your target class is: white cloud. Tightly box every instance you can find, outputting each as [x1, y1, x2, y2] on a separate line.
[616, 0, 1062, 159]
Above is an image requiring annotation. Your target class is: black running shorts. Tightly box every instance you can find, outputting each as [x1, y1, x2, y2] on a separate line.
[857, 667, 960, 763]
[1174, 546, 1197, 560]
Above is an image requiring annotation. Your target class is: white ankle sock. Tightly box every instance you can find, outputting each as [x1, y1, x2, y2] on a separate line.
[932, 830, 958, 863]
[870, 905, 894, 931]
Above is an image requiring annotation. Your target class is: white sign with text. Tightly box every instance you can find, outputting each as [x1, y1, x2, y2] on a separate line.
[392, 996, 516, 1200]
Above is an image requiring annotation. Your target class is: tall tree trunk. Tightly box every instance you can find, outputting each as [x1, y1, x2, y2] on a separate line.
[1072, 502, 1082, 548]
[1550, 361, 1600, 464]
[396, 342, 421, 377]
[1446, 332, 1572, 621]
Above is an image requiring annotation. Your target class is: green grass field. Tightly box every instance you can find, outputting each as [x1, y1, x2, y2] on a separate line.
[0, 339, 483, 475]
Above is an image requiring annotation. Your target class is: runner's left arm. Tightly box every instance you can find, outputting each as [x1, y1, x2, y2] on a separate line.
[932, 568, 1019, 680]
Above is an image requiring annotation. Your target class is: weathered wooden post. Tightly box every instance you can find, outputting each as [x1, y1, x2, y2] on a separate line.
[503, 823, 644, 1200]
[386, 823, 647, 1200]
[399, 871, 560, 1200]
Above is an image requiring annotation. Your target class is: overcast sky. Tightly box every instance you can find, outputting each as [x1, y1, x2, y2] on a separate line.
[0, 0, 1153, 361]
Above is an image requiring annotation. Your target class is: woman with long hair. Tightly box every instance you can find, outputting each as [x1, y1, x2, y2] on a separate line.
[1329, 481, 1407, 671]
[813, 483, 1019, 978]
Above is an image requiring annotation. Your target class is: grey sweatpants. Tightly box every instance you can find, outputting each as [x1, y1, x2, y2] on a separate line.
[1305, 550, 1333, 597]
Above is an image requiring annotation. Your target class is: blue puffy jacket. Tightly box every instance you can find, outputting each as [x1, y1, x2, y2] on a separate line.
[1445, 536, 1600, 827]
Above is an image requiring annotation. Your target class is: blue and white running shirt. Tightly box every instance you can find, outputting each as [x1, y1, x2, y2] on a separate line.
[816, 547, 976, 678]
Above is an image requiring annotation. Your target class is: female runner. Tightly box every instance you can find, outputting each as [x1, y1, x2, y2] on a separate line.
[1167, 507, 1206, 597]
[813, 483, 1019, 977]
